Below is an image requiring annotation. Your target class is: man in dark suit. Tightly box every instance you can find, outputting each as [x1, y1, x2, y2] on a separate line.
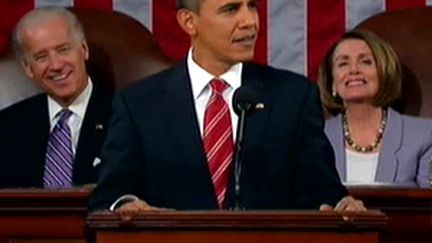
[0, 7, 112, 188]
[90, 0, 364, 211]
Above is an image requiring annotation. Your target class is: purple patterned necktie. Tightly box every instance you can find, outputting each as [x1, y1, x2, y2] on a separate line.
[43, 109, 74, 188]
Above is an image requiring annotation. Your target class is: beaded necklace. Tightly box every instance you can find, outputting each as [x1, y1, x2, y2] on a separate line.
[342, 109, 387, 153]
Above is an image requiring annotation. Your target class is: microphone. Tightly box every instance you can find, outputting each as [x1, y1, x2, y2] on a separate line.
[231, 86, 257, 210]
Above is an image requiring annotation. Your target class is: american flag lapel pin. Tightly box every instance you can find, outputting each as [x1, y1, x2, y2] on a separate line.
[93, 157, 101, 167]
[255, 103, 265, 110]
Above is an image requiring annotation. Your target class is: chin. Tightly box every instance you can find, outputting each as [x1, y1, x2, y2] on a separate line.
[234, 53, 255, 62]
[343, 92, 371, 100]
[344, 97, 374, 104]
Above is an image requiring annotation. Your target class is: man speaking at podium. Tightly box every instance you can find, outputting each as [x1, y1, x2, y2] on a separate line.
[90, 0, 365, 212]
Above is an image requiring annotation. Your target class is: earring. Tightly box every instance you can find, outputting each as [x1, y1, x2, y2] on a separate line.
[332, 89, 337, 98]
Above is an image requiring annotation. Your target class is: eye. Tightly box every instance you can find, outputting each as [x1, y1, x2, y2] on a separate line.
[248, 1, 259, 10]
[361, 59, 373, 65]
[223, 4, 239, 14]
[33, 54, 47, 63]
[336, 61, 348, 68]
[58, 46, 71, 55]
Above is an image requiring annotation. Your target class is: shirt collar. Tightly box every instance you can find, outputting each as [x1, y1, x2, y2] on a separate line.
[48, 77, 93, 122]
[187, 48, 242, 100]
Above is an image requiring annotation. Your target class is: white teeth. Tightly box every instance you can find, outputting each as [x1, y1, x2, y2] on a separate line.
[346, 79, 366, 87]
[51, 73, 68, 81]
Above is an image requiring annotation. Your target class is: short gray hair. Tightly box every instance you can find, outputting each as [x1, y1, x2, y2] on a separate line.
[12, 7, 86, 61]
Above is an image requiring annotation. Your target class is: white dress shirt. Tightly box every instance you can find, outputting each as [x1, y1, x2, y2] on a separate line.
[187, 49, 242, 139]
[47, 78, 93, 154]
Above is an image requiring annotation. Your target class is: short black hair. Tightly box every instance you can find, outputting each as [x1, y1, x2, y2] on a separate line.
[176, 0, 202, 13]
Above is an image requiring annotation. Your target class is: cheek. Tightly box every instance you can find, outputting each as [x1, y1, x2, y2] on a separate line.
[75, 59, 88, 76]
[371, 80, 380, 93]
[364, 71, 379, 87]
[29, 64, 47, 79]
[335, 81, 345, 93]
[209, 31, 225, 44]
[332, 70, 345, 85]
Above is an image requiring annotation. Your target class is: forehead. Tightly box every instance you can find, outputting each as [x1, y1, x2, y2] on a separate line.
[201, 0, 252, 8]
[22, 16, 70, 38]
[334, 38, 372, 57]
[21, 17, 73, 51]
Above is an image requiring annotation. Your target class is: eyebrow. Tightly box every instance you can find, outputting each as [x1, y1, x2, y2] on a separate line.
[30, 42, 71, 58]
[333, 52, 373, 62]
[218, 0, 259, 12]
[333, 55, 349, 62]
[218, 2, 241, 13]
[56, 43, 71, 49]
[32, 51, 46, 59]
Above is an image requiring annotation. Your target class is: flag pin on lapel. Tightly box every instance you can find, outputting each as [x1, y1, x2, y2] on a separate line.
[93, 157, 101, 167]
[255, 103, 265, 110]
[95, 124, 104, 130]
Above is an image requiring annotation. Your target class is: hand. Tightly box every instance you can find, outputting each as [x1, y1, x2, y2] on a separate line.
[115, 199, 168, 213]
[319, 196, 366, 213]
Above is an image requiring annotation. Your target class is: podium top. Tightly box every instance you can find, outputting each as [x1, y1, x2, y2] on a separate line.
[88, 210, 387, 231]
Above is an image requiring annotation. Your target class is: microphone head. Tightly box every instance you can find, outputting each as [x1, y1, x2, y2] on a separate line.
[232, 86, 257, 115]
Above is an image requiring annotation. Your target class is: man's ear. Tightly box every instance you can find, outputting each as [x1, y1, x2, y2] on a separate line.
[81, 41, 89, 60]
[176, 9, 198, 37]
[21, 59, 34, 79]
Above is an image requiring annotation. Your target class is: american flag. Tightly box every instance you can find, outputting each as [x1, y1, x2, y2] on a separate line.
[0, 0, 431, 81]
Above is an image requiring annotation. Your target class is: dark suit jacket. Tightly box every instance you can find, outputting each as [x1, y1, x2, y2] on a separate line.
[89, 62, 347, 211]
[0, 86, 112, 188]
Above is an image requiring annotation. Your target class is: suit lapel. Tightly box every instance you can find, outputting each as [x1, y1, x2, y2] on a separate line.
[327, 115, 347, 181]
[162, 62, 215, 196]
[74, 86, 112, 184]
[225, 64, 272, 208]
[33, 95, 50, 186]
[376, 108, 401, 182]
[239, 64, 272, 154]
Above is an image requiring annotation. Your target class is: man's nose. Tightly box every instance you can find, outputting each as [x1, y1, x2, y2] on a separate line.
[47, 54, 63, 70]
[238, 7, 258, 28]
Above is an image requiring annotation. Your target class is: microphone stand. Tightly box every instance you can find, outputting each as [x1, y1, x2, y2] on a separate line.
[232, 107, 247, 211]
[230, 86, 256, 211]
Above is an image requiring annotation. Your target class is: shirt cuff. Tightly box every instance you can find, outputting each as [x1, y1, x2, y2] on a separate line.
[109, 194, 140, 211]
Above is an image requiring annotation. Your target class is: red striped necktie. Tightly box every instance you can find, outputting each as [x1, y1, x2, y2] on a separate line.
[203, 79, 234, 208]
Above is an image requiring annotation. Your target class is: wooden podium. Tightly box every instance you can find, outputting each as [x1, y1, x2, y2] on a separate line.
[0, 188, 90, 243]
[87, 211, 387, 243]
[0, 187, 430, 243]
[349, 186, 432, 243]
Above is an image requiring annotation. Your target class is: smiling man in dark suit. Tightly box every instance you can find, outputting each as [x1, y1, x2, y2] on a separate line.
[90, 0, 364, 212]
[0, 7, 112, 188]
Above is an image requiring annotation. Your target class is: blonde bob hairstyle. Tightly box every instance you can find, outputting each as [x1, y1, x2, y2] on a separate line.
[318, 30, 402, 116]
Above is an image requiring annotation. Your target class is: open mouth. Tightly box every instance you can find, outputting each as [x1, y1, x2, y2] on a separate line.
[345, 79, 366, 87]
[233, 34, 257, 46]
[49, 71, 72, 82]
